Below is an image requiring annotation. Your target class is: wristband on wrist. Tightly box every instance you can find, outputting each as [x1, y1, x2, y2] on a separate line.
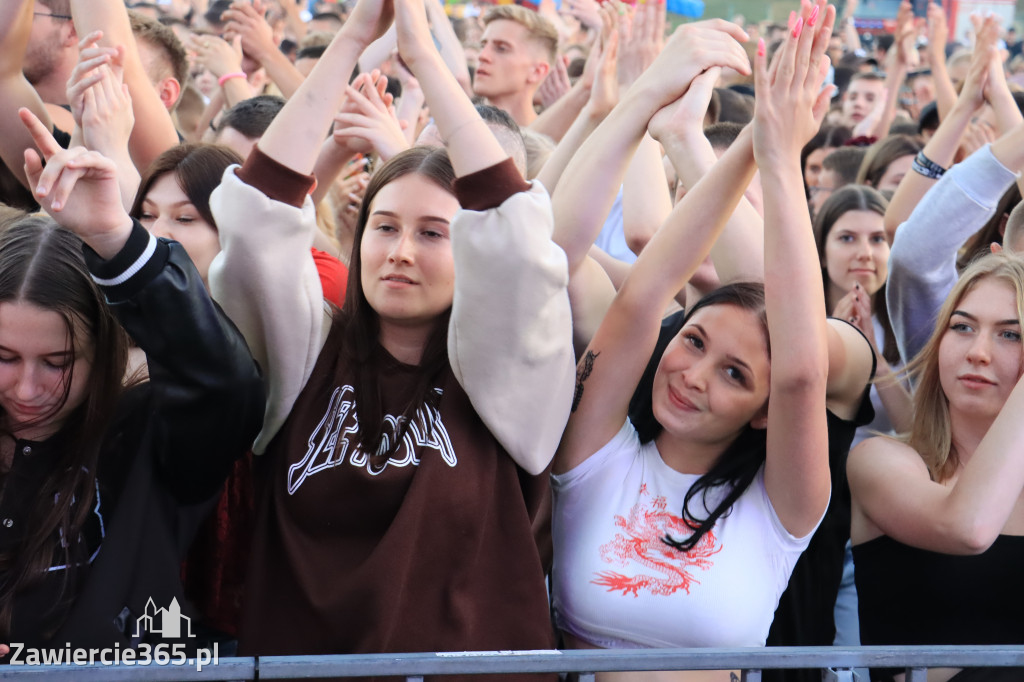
[218, 71, 247, 87]
[912, 150, 946, 179]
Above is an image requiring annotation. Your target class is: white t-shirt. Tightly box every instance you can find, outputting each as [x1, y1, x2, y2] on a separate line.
[551, 420, 817, 649]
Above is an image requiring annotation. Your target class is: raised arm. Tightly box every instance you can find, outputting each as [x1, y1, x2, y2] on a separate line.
[883, 21, 993, 241]
[554, 20, 752, 474]
[394, 0, 575, 474]
[887, 121, 1024, 363]
[222, 0, 305, 99]
[648, 67, 764, 284]
[21, 107, 263, 502]
[0, 0, 55, 190]
[753, 0, 838, 537]
[70, 0, 179, 172]
[209, 0, 395, 453]
[925, 0, 957, 121]
[850, 363, 1024, 554]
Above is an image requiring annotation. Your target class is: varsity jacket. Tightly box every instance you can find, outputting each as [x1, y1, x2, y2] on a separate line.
[0, 222, 264, 652]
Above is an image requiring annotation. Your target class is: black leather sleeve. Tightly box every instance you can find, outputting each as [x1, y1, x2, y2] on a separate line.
[83, 220, 266, 503]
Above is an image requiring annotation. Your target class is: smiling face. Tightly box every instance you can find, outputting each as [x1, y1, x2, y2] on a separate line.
[652, 304, 771, 459]
[138, 173, 221, 283]
[0, 301, 92, 441]
[823, 209, 890, 303]
[938, 277, 1024, 422]
[359, 173, 459, 337]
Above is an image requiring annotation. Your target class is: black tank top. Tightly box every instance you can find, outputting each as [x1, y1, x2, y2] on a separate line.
[854, 534, 1024, 681]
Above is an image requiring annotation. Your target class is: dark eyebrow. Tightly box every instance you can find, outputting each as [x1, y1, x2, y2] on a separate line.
[691, 323, 754, 374]
[372, 209, 451, 225]
[951, 310, 1020, 326]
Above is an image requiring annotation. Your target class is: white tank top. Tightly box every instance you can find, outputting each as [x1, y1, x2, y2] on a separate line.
[551, 420, 817, 648]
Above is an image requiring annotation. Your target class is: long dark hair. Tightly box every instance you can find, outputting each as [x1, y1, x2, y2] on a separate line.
[814, 184, 899, 365]
[637, 282, 771, 553]
[0, 217, 129, 639]
[339, 146, 457, 467]
[130, 143, 243, 228]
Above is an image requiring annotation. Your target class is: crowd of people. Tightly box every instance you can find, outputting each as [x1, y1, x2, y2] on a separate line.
[0, 0, 1022, 680]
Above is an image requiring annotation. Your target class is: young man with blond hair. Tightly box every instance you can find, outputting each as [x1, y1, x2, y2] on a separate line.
[474, 4, 557, 126]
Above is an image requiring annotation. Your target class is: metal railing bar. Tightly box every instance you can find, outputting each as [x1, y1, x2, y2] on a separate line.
[255, 647, 1024, 677]
[2, 646, 1023, 680]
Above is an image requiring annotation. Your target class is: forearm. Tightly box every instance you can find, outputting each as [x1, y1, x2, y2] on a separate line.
[620, 132, 672, 257]
[406, 50, 504, 177]
[888, 143, 1018, 360]
[873, 358, 913, 433]
[259, 28, 364, 173]
[357, 25, 396, 73]
[619, 120, 752, 314]
[530, 81, 590, 144]
[72, 0, 179, 170]
[552, 95, 652, 271]
[931, 54, 958, 121]
[310, 138, 356, 205]
[762, 160, 828, 378]
[536, 102, 603, 196]
[870, 63, 906, 139]
[425, 0, 472, 96]
[884, 101, 973, 239]
[220, 75, 253, 108]
[258, 48, 306, 100]
[662, 126, 762, 282]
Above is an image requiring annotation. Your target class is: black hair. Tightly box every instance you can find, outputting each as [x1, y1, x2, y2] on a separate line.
[629, 282, 770, 553]
[216, 94, 286, 139]
[296, 44, 327, 61]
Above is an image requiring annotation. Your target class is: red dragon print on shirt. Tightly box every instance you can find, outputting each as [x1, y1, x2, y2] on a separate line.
[592, 483, 722, 597]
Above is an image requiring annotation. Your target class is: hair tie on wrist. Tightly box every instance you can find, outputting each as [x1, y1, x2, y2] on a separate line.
[218, 71, 247, 87]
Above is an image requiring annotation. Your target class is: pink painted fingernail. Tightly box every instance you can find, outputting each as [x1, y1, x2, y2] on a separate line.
[808, 5, 819, 26]
[792, 16, 804, 38]
[757, 37, 766, 57]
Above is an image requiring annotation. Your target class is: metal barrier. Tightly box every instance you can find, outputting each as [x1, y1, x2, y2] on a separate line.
[2, 646, 1024, 680]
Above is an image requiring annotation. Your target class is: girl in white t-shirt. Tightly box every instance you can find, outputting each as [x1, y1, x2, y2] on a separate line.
[552, 1, 873, 676]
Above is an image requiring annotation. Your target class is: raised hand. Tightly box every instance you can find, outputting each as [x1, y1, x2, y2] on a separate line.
[537, 56, 572, 110]
[926, 0, 948, 62]
[188, 33, 245, 81]
[648, 66, 720, 145]
[617, 0, 666, 88]
[893, 0, 920, 70]
[333, 72, 410, 162]
[753, 0, 835, 165]
[586, 3, 620, 118]
[20, 108, 133, 259]
[66, 30, 123, 130]
[565, 0, 603, 32]
[630, 18, 749, 114]
[223, 1, 279, 65]
[346, 0, 395, 51]
[832, 282, 875, 345]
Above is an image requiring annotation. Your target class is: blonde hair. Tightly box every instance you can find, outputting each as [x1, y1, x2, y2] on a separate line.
[905, 251, 1024, 481]
[482, 5, 558, 64]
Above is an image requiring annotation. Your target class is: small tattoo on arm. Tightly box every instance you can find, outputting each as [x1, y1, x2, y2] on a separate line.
[571, 350, 600, 413]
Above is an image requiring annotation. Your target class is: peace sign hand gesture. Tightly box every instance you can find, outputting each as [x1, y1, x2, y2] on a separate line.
[20, 107, 134, 260]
